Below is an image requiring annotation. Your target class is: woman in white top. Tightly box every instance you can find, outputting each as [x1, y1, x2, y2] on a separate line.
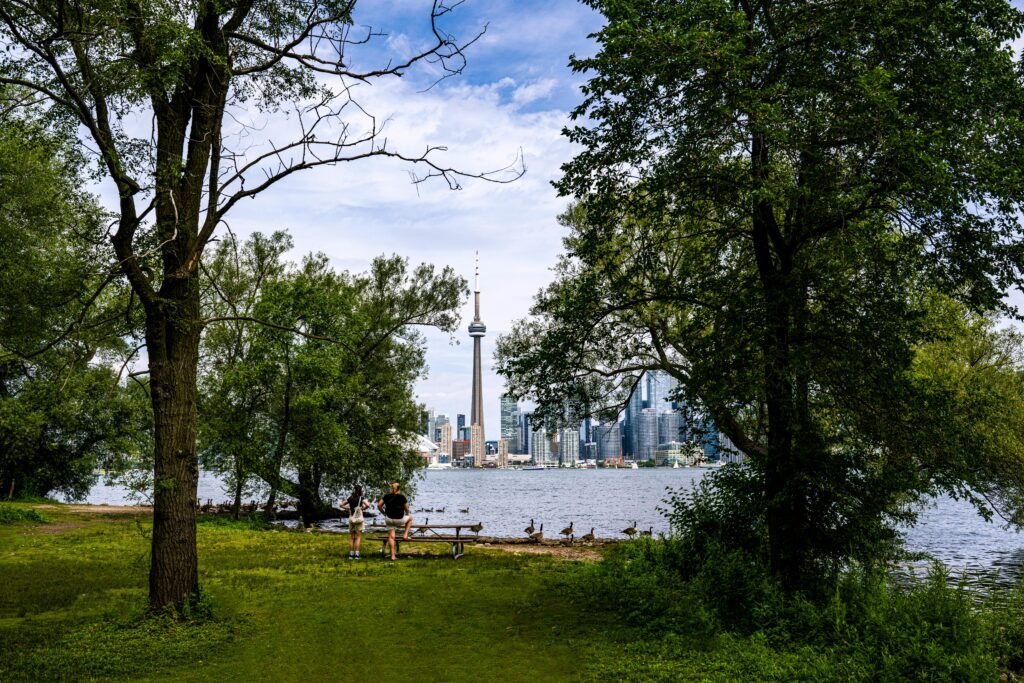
[341, 485, 371, 559]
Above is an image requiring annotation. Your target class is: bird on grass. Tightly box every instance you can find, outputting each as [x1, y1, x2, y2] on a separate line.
[524, 518, 535, 535]
[415, 518, 429, 535]
[529, 524, 544, 542]
[580, 528, 596, 543]
[560, 521, 574, 539]
[622, 521, 638, 537]
[640, 527, 653, 537]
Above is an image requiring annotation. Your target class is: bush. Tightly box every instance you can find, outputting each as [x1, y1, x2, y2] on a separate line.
[564, 538, 1018, 682]
[0, 505, 47, 524]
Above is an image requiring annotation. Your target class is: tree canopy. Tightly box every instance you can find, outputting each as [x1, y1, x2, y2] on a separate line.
[199, 232, 466, 526]
[498, 0, 1024, 587]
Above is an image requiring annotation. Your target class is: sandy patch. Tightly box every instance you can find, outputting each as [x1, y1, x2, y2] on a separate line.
[488, 543, 605, 561]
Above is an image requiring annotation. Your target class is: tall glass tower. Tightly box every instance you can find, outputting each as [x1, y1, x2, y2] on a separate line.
[500, 394, 519, 453]
[468, 254, 487, 465]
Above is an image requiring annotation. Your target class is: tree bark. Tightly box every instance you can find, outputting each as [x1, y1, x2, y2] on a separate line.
[145, 284, 201, 612]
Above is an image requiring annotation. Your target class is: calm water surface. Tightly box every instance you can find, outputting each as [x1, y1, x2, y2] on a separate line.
[85, 467, 1024, 583]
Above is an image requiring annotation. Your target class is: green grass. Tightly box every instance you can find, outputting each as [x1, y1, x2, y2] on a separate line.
[0, 506, 629, 682]
[3, 506, 1018, 682]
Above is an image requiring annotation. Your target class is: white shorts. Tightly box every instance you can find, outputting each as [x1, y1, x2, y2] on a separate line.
[385, 516, 411, 527]
[348, 520, 364, 533]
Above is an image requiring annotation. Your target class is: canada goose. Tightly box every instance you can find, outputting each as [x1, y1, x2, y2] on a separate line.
[622, 521, 638, 537]
[469, 522, 483, 533]
[460, 507, 470, 513]
[560, 521, 574, 538]
[581, 528, 596, 543]
[640, 526, 653, 537]
[436, 507, 445, 513]
[529, 524, 544, 542]
[524, 519, 535, 535]
[415, 518, 429, 534]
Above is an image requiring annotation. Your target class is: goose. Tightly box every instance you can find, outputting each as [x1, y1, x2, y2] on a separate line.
[460, 507, 470, 514]
[529, 524, 544, 542]
[640, 526, 653, 537]
[580, 528, 596, 543]
[436, 507, 445, 513]
[469, 522, 483, 533]
[560, 521, 574, 538]
[524, 518, 535, 535]
[415, 518, 429, 534]
[622, 521, 638, 537]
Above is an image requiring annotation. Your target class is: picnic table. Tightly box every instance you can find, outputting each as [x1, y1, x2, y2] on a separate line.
[366, 523, 483, 559]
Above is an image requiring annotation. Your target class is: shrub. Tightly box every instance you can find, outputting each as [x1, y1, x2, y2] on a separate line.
[0, 505, 47, 524]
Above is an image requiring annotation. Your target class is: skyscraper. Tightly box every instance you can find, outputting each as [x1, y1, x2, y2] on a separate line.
[558, 424, 581, 466]
[500, 394, 519, 453]
[468, 253, 487, 467]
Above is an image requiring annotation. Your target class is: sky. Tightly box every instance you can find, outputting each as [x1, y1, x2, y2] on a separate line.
[217, 1, 606, 441]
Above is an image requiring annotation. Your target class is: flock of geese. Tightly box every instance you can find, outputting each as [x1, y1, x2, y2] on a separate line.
[523, 518, 654, 544]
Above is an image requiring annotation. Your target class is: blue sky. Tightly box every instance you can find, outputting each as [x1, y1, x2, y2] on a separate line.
[220, 1, 605, 440]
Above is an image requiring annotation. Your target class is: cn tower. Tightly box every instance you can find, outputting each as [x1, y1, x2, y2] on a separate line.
[468, 253, 486, 443]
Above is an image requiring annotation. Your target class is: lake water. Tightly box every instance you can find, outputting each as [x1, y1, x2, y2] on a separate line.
[84, 467, 1024, 584]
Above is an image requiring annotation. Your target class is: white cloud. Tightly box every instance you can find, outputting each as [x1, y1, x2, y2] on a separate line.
[511, 78, 558, 107]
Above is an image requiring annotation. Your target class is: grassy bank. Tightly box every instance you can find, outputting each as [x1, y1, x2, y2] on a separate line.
[1, 502, 1021, 681]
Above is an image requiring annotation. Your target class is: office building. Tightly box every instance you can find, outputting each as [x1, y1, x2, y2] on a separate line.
[500, 394, 519, 454]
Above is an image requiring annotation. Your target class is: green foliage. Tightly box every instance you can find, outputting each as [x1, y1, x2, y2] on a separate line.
[0, 110, 148, 501]
[0, 504, 47, 524]
[499, 0, 1024, 586]
[199, 232, 467, 520]
[565, 538, 1020, 682]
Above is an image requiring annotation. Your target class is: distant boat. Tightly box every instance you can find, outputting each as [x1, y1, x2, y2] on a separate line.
[630, 462, 639, 470]
[522, 465, 547, 471]
[426, 462, 453, 470]
[672, 461, 680, 469]
[699, 461, 725, 469]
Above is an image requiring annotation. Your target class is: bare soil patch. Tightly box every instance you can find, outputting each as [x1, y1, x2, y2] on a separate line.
[490, 543, 605, 561]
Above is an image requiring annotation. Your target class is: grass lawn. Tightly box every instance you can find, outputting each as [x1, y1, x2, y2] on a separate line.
[0, 504, 630, 682]
[7, 503, 1010, 682]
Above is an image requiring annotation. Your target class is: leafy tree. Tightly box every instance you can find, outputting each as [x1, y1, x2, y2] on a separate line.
[498, 0, 1024, 587]
[200, 234, 466, 527]
[0, 1, 516, 610]
[198, 231, 292, 518]
[0, 106, 149, 500]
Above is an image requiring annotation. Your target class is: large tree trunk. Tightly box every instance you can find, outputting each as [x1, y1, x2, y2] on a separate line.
[145, 285, 201, 612]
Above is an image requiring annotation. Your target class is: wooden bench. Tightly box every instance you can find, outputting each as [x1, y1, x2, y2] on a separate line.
[367, 523, 483, 559]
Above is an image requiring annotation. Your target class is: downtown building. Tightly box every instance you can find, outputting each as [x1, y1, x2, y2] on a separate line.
[500, 394, 520, 454]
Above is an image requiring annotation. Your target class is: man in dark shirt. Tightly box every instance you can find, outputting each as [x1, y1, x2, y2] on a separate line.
[378, 481, 413, 560]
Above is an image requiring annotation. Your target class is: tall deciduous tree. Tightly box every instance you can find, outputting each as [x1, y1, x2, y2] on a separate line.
[200, 234, 465, 527]
[0, 1, 518, 611]
[499, 0, 1024, 586]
